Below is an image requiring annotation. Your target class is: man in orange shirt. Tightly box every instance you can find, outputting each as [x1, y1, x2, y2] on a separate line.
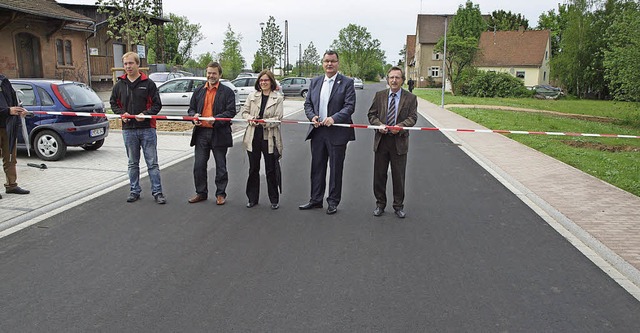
[187, 62, 237, 204]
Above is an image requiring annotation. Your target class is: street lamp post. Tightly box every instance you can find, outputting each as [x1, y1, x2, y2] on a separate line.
[441, 16, 448, 109]
[259, 22, 265, 71]
[298, 43, 301, 77]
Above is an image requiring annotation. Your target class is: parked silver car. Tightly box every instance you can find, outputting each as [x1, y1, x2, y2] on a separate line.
[231, 77, 257, 104]
[157, 77, 239, 116]
[280, 77, 311, 98]
[149, 72, 184, 84]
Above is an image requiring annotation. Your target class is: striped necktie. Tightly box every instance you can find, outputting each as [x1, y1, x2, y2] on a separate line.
[387, 93, 397, 126]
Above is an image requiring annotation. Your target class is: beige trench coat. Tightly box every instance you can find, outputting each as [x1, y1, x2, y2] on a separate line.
[241, 90, 284, 157]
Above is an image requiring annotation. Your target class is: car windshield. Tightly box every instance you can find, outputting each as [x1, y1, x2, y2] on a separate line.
[149, 73, 169, 82]
[58, 83, 102, 107]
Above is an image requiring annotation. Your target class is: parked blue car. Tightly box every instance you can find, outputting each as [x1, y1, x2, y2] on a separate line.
[11, 79, 109, 161]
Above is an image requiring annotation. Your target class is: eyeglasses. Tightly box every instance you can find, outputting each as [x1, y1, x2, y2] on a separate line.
[323, 60, 338, 64]
[259, 79, 270, 82]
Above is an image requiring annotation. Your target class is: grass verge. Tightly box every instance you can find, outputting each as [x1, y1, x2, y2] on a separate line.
[413, 89, 640, 197]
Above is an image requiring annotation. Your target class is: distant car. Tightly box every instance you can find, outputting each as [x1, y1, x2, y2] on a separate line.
[279, 77, 311, 98]
[149, 72, 184, 84]
[11, 79, 109, 161]
[231, 77, 257, 104]
[353, 77, 364, 89]
[533, 85, 563, 99]
[157, 77, 240, 116]
[235, 73, 259, 80]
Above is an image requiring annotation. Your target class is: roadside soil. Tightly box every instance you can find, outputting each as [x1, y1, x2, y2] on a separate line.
[445, 104, 615, 123]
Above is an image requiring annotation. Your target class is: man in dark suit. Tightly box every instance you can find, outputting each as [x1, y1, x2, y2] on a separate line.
[367, 66, 417, 218]
[299, 50, 356, 215]
[187, 62, 237, 205]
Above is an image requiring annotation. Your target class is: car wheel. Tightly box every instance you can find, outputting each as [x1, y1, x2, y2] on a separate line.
[301, 90, 308, 98]
[34, 130, 67, 161]
[81, 139, 105, 151]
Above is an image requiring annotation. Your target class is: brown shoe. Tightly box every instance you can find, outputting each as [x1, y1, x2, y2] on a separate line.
[216, 195, 226, 205]
[188, 194, 207, 203]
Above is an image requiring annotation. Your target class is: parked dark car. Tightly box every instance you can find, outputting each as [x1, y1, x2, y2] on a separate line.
[11, 79, 109, 161]
[533, 85, 563, 99]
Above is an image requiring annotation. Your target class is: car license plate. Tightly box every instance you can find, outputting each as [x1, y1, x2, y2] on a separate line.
[90, 128, 104, 137]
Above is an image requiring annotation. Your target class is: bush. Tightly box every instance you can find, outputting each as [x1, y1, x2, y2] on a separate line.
[462, 71, 532, 98]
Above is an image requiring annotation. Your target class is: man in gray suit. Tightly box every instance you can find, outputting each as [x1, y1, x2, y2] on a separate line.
[367, 66, 417, 218]
[299, 50, 356, 215]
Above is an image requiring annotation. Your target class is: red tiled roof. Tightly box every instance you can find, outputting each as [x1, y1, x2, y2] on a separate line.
[0, 0, 92, 23]
[475, 30, 550, 67]
[406, 35, 416, 63]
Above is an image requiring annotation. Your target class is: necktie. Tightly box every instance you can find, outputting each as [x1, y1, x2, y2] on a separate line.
[319, 78, 333, 121]
[387, 93, 397, 126]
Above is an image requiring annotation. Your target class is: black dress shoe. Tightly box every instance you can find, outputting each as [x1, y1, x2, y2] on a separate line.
[271, 203, 279, 210]
[394, 209, 406, 218]
[6, 186, 30, 194]
[299, 202, 322, 210]
[326, 205, 337, 215]
[373, 207, 384, 217]
[246, 202, 257, 208]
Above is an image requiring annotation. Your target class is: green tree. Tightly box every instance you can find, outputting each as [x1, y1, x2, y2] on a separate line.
[536, 4, 570, 57]
[551, 0, 602, 98]
[218, 24, 245, 79]
[487, 9, 530, 31]
[259, 16, 284, 71]
[302, 42, 321, 77]
[146, 13, 204, 65]
[251, 50, 263, 73]
[450, 0, 486, 39]
[604, 0, 640, 101]
[434, 0, 484, 95]
[398, 44, 406, 67]
[331, 24, 386, 80]
[97, 0, 158, 51]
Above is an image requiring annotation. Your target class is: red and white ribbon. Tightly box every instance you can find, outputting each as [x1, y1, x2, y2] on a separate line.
[28, 111, 640, 139]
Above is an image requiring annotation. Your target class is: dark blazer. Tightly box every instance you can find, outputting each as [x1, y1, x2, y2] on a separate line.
[303, 73, 356, 145]
[367, 88, 418, 155]
[188, 82, 237, 147]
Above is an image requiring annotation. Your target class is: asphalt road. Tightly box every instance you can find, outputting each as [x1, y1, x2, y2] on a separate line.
[1, 83, 639, 332]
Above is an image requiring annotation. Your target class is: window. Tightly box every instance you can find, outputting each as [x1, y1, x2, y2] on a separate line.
[430, 66, 440, 78]
[56, 39, 73, 66]
[543, 71, 547, 81]
[516, 71, 525, 79]
[432, 52, 441, 61]
[12, 83, 36, 106]
[38, 87, 55, 106]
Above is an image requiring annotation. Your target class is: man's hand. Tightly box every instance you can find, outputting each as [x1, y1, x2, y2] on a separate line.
[9, 106, 28, 118]
[122, 112, 131, 123]
[193, 113, 202, 126]
[389, 125, 402, 135]
[312, 115, 320, 128]
[321, 116, 334, 127]
[135, 112, 145, 122]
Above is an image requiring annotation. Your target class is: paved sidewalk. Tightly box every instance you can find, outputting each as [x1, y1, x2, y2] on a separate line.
[418, 100, 640, 297]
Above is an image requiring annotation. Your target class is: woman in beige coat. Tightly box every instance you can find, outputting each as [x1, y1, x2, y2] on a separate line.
[241, 69, 284, 209]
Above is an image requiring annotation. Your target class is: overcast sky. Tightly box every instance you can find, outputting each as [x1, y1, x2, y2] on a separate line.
[60, 0, 564, 68]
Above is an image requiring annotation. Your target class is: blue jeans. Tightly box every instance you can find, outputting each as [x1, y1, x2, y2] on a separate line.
[123, 128, 162, 196]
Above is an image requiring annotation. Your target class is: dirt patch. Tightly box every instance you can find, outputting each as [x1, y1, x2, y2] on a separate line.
[446, 104, 615, 123]
[109, 119, 194, 132]
[563, 140, 640, 152]
[108, 119, 246, 133]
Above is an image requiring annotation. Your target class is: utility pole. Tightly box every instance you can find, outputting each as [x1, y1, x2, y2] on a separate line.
[441, 16, 448, 109]
[284, 20, 289, 76]
[298, 43, 302, 77]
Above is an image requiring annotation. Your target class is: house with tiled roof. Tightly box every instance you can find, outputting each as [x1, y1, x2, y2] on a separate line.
[0, 0, 94, 82]
[475, 29, 551, 87]
[406, 14, 449, 88]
